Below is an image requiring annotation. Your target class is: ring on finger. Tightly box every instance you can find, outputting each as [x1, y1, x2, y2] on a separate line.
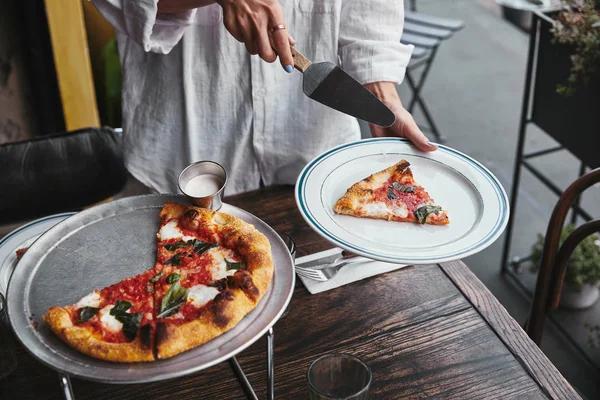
[270, 24, 286, 33]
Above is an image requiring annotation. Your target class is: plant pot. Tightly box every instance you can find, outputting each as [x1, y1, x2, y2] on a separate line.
[559, 283, 600, 310]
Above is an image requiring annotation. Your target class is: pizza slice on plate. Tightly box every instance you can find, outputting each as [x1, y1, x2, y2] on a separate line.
[151, 202, 273, 359]
[44, 269, 157, 362]
[334, 160, 449, 225]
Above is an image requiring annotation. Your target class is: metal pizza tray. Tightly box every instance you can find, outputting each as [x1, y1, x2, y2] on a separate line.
[6, 194, 295, 384]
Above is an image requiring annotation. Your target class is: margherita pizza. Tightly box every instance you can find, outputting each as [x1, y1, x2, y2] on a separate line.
[43, 202, 273, 362]
[334, 160, 449, 225]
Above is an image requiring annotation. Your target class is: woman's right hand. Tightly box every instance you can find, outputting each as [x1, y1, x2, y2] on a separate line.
[216, 0, 295, 72]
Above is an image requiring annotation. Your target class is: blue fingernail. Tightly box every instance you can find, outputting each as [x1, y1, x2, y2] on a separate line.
[284, 65, 293, 73]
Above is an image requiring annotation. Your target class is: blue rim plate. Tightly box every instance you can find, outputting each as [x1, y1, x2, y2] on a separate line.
[295, 138, 510, 264]
[0, 213, 75, 295]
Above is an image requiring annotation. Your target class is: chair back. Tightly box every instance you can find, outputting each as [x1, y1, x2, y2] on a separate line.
[527, 168, 600, 344]
[0, 127, 127, 225]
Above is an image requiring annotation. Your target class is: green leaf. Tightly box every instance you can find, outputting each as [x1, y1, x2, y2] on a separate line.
[387, 188, 397, 200]
[146, 282, 154, 293]
[165, 253, 183, 266]
[111, 300, 132, 314]
[163, 240, 192, 251]
[391, 182, 415, 193]
[108, 300, 141, 341]
[193, 239, 218, 256]
[414, 205, 442, 224]
[149, 271, 163, 283]
[77, 307, 100, 323]
[158, 281, 188, 318]
[166, 273, 180, 284]
[225, 259, 245, 271]
[114, 312, 143, 341]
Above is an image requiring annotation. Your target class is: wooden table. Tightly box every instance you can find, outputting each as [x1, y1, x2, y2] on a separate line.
[1, 186, 580, 399]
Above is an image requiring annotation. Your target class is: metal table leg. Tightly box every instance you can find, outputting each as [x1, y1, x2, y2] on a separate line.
[59, 374, 75, 400]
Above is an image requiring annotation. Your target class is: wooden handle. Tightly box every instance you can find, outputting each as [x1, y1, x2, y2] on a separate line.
[290, 47, 311, 72]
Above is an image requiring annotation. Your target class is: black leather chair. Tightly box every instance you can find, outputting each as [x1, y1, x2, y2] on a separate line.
[0, 127, 128, 225]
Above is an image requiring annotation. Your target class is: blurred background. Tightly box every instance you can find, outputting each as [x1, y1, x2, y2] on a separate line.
[1, 0, 599, 397]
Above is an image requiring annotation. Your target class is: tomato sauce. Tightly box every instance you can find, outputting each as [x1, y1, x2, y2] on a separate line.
[373, 178, 430, 213]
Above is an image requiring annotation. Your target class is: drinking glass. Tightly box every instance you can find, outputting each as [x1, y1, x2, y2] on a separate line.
[307, 353, 371, 400]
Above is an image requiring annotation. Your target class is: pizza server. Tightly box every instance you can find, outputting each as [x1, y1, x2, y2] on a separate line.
[290, 46, 396, 127]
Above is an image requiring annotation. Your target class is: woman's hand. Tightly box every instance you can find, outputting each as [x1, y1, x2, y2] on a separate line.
[216, 0, 295, 72]
[364, 82, 437, 152]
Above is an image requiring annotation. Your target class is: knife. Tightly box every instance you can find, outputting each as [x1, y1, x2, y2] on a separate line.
[291, 47, 396, 127]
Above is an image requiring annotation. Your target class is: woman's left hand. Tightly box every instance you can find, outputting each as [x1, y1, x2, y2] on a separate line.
[364, 82, 437, 152]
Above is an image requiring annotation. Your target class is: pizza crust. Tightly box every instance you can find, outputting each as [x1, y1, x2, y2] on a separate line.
[43, 307, 154, 362]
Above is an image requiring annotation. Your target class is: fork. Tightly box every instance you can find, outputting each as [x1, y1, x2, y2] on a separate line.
[295, 256, 371, 282]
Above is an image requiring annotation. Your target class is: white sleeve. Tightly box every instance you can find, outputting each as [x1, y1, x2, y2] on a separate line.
[338, 0, 413, 85]
[90, 0, 196, 54]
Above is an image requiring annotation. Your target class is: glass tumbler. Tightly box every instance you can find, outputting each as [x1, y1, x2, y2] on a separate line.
[307, 353, 371, 400]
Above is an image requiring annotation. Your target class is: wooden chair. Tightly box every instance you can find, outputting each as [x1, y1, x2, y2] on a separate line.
[526, 167, 600, 345]
[401, 10, 465, 142]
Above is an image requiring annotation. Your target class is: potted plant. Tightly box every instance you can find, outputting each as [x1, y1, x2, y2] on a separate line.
[530, 224, 600, 309]
[551, 0, 600, 95]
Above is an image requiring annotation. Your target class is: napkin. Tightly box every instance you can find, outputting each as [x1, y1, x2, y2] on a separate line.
[296, 248, 409, 294]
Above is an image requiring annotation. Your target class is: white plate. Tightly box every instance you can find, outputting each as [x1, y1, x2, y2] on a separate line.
[0, 213, 75, 295]
[295, 138, 509, 264]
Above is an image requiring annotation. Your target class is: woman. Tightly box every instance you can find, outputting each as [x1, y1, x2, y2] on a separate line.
[91, 0, 436, 195]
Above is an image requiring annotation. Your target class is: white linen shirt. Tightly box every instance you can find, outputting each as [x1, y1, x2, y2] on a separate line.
[92, 0, 413, 195]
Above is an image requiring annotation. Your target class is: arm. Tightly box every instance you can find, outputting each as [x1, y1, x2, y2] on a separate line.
[338, 0, 436, 151]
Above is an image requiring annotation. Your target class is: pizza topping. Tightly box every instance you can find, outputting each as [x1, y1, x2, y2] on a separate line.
[109, 300, 143, 341]
[225, 260, 244, 271]
[159, 220, 195, 241]
[75, 292, 102, 308]
[391, 182, 416, 193]
[193, 239, 218, 256]
[163, 240, 191, 251]
[146, 271, 164, 293]
[414, 205, 442, 224]
[77, 307, 100, 323]
[386, 187, 397, 200]
[165, 253, 184, 266]
[158, 281, 189, 318]
[99, 306, 123, 332]
[166, 273, 180, 284]
[187, 284, 220, 308]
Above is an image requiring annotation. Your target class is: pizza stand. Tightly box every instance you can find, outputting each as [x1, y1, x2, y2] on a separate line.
[5, 138, 510, 399]
[5, 195, 296, 400]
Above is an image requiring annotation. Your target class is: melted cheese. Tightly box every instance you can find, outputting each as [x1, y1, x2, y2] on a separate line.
[187, 284, 220, 308]
[208, 248, 238, 280]
[159, 220, 195, 241]
[99, 305, 123, 333]
[75, 291, 101, 308]
[360, 202, 408, 218]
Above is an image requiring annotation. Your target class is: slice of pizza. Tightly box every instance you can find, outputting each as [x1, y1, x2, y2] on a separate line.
[151, 202, 273, 359]
[43, 269, 157, 362]
[334, 160, 449, 225]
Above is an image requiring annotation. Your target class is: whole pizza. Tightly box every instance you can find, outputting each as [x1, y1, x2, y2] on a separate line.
[43, 202, 274, 362]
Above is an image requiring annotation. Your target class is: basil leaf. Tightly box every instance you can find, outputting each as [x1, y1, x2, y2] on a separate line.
[165, 253, 183, 266]
[387, 188, 397, 200]
[158, 281, 188, 318]
[391, 182, 415, 193]
[146, 282, 154, 293]
[111, 300, 132, 314]
[149, 271, 163, 284]
[113, 312, 143, 341]
[163, 240, 191, 251]
[166, 273, 180, 284]
[414, 205, 442, 224]
[225, 259, 244, 271]
[193, 239, 218, 256]
[77, 307, 100, 323]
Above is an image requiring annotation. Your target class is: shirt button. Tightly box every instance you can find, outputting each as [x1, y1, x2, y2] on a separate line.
[255, 88, 266, 98]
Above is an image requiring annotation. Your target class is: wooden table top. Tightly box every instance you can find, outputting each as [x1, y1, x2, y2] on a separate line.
[1, 186, 580, 399]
